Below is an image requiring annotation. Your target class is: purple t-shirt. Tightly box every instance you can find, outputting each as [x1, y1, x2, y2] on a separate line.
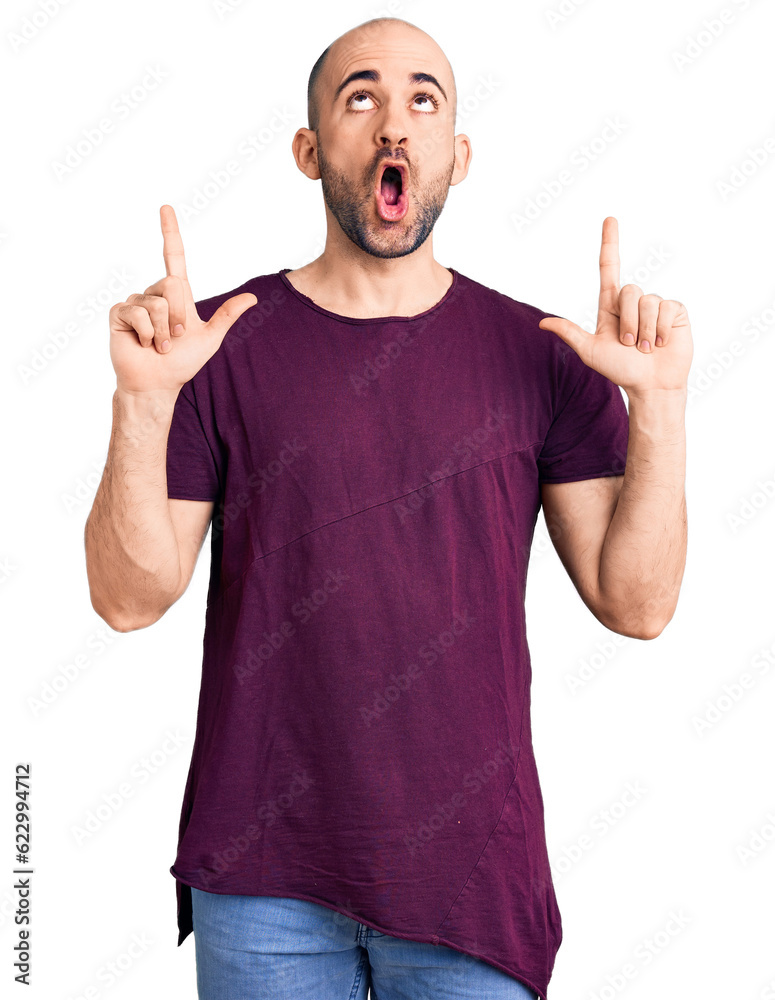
[165, 266, 629, 1000]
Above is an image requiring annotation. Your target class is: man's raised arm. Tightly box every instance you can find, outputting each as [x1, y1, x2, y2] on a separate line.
[537, 217, 693, 638]
[84, 205, 256, 631]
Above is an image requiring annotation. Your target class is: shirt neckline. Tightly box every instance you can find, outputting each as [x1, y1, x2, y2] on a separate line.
[277, 267, 459, 326]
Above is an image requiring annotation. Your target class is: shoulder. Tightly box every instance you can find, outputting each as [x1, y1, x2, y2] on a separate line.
[454, 269, 560, 335]
[192, 270, 287, 325]
[453, 269, 572, 367]
[181, 271, 287, 399]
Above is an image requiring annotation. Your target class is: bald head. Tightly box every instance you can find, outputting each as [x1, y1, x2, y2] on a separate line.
[306, 17, 457, 133]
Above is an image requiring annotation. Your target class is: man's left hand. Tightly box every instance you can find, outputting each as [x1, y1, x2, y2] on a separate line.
[538, 217, 693, 395]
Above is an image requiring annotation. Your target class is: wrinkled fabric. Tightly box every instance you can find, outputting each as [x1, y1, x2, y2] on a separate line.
[165, 267, 629, 1000]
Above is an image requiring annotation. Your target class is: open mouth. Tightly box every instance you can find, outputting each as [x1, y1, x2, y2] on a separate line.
[375, 163, 409, 221]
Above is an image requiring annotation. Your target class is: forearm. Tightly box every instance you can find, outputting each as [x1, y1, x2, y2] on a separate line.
[597, 388, 688, 638]
[84, 388, 182, 631]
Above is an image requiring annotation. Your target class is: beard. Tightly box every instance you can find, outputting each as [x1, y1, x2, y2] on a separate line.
[315, 137, 455, 259]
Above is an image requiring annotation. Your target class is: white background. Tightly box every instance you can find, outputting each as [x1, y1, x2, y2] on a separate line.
[3, 0, 774, 997]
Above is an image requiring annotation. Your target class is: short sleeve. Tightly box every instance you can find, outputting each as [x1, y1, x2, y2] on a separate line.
[166, 384, 221, 501]
[537, 346, 629, 485]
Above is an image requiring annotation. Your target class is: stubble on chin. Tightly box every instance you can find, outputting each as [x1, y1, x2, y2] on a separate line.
[316, 143, 455, 260]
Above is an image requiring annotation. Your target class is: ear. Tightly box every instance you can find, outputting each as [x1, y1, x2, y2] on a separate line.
[291, 128, 321, 181]
[450, 133, 472, 187]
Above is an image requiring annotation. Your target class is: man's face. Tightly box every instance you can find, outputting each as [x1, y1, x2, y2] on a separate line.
[313, 25, 458, 259]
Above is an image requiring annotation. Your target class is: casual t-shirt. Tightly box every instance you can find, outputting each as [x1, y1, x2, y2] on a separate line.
[165, 266, 629, 1000]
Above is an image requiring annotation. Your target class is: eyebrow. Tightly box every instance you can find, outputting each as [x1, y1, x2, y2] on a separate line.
[333, 69, 448, 104]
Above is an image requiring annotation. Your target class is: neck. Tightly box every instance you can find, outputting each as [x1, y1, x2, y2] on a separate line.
[285, 228, 453, 319]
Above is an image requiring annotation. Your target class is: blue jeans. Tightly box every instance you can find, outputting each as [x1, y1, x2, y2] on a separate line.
[190, 888, 539, 999]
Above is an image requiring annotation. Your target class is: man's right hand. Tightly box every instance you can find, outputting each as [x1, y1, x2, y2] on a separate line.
[109, 204, 257, 396]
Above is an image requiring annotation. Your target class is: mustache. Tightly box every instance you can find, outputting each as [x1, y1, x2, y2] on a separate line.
[372, 151, 410, 173]
[317, 145, 411, 182]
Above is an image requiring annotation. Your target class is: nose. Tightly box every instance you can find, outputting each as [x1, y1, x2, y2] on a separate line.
[376, 103, 408, 149]
[380, 133, 408, 147]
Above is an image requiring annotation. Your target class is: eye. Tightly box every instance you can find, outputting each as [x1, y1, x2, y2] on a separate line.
[345, 90, 440, 113]
[346, 91, 376, 111]
[411, 92, 439, 112]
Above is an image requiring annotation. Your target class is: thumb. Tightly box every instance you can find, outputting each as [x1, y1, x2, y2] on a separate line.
[538, 316, 593, 365]
[206, 292, 259, 340]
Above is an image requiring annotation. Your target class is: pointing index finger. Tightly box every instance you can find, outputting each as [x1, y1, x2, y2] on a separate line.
[160, 204, 188, 280]
[599, 215, 620, 310]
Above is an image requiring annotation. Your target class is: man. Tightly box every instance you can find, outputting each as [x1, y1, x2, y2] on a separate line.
[84, 15, 691, 1000]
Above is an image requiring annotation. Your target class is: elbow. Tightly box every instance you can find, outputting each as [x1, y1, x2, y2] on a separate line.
[598, 618, 665, 641]
[105, 617, 138, 634]
[106, 614, 156, 634]
[84, 529, 179, 633]
[627, 620, 667, 641]
[595, 605, 674, 641]
[101, 609, 166, 633]
[88, 591, 168, 633]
